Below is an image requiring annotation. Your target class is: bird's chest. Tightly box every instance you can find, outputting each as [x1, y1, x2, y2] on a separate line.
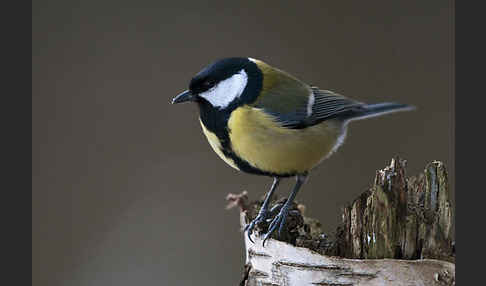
[226, 106, 343, 175]
[198, 104, 343, 176]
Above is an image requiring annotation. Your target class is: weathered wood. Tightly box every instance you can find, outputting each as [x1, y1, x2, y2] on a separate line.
[336, 158, 454, 261]
[227, 157, 455, 286]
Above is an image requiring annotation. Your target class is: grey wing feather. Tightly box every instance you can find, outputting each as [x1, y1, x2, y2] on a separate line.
[274, 87, 364, 129]
[309, 87, 364, 122]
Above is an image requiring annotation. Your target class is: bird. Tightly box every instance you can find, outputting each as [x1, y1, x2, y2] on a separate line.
[172, 57, 414, 245]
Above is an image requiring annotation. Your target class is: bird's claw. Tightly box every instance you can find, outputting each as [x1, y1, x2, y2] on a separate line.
[246, 203, 285, 244]
[245, 208, 271, 243]
[262, 208, 289, 246]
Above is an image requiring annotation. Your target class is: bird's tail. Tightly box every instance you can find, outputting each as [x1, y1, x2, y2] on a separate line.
[343, 102, 415, 123]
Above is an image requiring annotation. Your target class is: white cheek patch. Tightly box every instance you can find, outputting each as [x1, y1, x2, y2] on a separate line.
[199, 69, 248, 108]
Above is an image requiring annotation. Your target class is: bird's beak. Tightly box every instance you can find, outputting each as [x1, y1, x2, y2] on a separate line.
[172, 90, 195, 104]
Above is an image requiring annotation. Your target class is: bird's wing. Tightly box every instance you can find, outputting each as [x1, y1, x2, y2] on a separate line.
[247, 59, 364, 128]
[250, 80, 363, 129]
[305, 87, 364, 125]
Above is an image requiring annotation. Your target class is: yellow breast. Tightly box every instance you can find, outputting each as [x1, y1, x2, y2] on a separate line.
[227, 106, 344, 175]
[199, 118, 240, 171]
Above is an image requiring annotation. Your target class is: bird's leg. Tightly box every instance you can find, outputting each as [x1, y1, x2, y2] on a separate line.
[262, 174, 307, 246]
[245, 177, 280, 243]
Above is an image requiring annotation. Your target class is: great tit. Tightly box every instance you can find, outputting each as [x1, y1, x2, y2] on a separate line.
[172, 57, 414, 245]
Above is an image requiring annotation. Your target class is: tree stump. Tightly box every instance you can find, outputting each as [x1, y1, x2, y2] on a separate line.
[226, 157, 455, 286]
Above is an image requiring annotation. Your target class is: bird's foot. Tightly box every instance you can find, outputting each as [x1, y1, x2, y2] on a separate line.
[245, 202, 284, 243]
[262, 207, 290, 246]
[245, 207, 271, 243]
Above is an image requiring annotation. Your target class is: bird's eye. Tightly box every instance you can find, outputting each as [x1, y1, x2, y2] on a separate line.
[203, 80, 214, 88]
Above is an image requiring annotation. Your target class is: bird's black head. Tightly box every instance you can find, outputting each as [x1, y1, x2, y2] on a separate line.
[172, 57, 262, 110]
[189, 57, 249, 94]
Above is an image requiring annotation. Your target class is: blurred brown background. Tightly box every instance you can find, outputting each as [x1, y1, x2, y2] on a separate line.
[32, 1, 454, 285]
